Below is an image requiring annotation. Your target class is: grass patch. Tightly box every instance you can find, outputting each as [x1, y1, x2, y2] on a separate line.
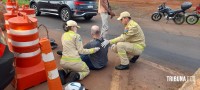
[2, 0, 29, 6]
[197, 20, 200, 24]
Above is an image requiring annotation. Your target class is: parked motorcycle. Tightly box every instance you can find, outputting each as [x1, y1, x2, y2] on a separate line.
[151, 3, 171, 21]
[186, 9, 200, 25]
[151, 2, 192, 25]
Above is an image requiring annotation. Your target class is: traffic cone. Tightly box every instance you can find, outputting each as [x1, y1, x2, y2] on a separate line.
[8, 13, 46, 90]
[4, 10, 17, 52]
[4, 10, 17, 31]
[6, 0, 17, 13]
[19, 5, 35, 18]
[40, 38, 62, 90]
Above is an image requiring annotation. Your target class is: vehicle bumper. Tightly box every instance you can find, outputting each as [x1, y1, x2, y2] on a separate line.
[72, 10, 97, 17]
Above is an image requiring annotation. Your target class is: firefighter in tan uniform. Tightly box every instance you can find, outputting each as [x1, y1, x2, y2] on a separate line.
[101, 11, 146, 70]
[60, 20, 100, 84]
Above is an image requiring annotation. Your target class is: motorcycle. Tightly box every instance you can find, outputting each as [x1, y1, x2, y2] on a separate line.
[151, 2, 192, 25]
[151, 3, 171, 21]
[185, 8, 200, 25]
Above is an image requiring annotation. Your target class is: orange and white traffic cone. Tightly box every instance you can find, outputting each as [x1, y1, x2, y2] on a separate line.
[40, 38, 62, 90]
[4, 10, 17, 31]
[6, 0, 17, 13]
[19, 5, 35, 18]
[4, 10, 17, 52]
[8, 13, 46, 90]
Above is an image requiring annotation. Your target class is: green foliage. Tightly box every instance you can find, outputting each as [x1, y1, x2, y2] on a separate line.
[2, 0, 29, 6]
[198, 20, 200, 24]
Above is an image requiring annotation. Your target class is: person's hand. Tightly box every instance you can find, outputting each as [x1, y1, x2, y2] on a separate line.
[111, 44, 116, 49]
[93, 47, 100, 53]
[109, 11, 115, 19]
[101, 39, 110, 48]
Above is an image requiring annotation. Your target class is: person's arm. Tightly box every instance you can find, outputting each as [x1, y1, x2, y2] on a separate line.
[76, 35, 99, 54]
[110, 26, 138, 44]
[101, 26, 137, 48]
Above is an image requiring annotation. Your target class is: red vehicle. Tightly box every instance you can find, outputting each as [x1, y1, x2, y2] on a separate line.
[195, 5, 200, 14]
[186, 5, 200, 25]
[0, 28, 15, 89]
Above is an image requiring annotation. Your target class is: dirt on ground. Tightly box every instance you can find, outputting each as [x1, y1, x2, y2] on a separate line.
[110, 0, 200, 38]
[110, 0, 200, 18]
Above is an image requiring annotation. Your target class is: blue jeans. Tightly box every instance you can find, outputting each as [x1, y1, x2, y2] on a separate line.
[80, 55, 98, 70]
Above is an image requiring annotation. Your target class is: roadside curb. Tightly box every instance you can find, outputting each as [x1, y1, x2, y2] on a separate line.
[109, 58, 185, 90]
[110, 69, 122, 90]
[140, 59, 185, 76]
[179, 68, 200, 90]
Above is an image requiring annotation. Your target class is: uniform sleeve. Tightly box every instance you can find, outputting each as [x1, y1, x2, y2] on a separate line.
[109, 25, 138, 44]
[75, 34, 96, 54]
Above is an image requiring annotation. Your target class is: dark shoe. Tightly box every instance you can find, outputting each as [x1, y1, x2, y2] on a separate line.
[115, 64, 129, 70]
[130, 55, 140, 63]
[51, 42, 58, 50]
[58, 69, 68, 85]
[57, 50, 62, 56]
[66, 72, 80, 83]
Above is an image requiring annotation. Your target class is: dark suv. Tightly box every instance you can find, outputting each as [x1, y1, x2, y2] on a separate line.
[30, 0, 98, 21]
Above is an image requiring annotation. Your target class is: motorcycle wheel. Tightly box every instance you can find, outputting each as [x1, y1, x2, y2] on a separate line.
[151, 13, 162, 21]
[173, 13, 185, 25]
[186, 14, 199, 25]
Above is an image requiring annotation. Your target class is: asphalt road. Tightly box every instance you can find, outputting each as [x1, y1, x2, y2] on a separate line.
[37, 14, 200, 75]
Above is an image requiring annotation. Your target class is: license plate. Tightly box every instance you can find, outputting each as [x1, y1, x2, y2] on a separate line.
[88, 5, 93, 8]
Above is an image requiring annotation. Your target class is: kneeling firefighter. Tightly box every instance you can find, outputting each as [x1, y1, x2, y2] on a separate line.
[59, 20, 100, 84]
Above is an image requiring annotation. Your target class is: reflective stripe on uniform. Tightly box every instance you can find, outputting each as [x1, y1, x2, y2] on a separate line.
[61, 56, 81, 62]
[134, 44, 144, 50]
[89, 48, 94, 53]
[110, 39, 117, 44]
[63, 33, 72, 41]
[117, 51, 127, 59]
[63, 31, 75, 41]
[79, 62, 89, 80]
[117, 52, 126, 55]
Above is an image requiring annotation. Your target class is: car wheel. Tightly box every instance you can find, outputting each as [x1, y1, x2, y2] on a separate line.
[60, 7, 71, 22]
[62, 22, 67, 31]
[84, 16, 93, 21]
[30, 3, 41, 16]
